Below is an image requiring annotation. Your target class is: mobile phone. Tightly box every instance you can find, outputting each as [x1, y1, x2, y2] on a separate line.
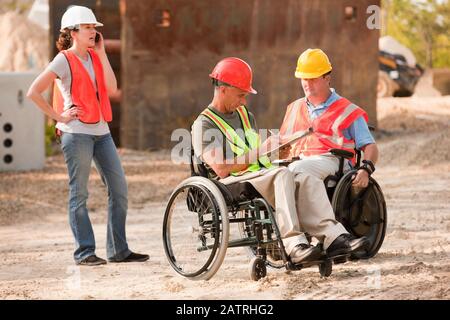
[95, 33, 101, 43]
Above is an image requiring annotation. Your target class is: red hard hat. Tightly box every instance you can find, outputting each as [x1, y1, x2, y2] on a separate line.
[209, 57, 257, 94]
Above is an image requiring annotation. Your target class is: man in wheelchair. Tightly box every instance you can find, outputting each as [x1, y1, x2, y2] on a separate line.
[191, 57, 369, 265]
[279, 48, 379, 257]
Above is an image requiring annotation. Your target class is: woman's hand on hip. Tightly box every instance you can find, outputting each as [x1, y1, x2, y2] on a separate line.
[59, 107, 83, 124]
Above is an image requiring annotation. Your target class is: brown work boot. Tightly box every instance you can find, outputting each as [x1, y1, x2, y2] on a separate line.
[109, 252, 149, 263]
[76, 255, 107, 266]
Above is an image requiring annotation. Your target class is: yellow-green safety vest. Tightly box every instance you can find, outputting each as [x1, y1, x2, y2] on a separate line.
[201, 106, 273, 176]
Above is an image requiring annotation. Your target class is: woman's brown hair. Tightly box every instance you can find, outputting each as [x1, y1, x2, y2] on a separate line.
[56, 28, 77, 51]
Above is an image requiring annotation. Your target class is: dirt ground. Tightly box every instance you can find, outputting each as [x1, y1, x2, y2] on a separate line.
[1, 96, 449, 300]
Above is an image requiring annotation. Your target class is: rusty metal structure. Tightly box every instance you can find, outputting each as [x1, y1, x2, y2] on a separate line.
[49, 0, 380, 150]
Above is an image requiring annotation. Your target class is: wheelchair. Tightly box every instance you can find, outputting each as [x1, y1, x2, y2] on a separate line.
[162, 145, 387, 281]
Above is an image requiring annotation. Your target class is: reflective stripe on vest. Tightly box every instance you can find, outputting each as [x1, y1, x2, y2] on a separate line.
[52, 49, 112, 124]
[235, 106, 273, 174]
[283, 98, 304, 136]
[280, 97, 368, 161]
[201, 106, 273, 176]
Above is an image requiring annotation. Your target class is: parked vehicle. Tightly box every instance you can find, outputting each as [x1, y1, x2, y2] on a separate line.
[378, 36, 424, 97]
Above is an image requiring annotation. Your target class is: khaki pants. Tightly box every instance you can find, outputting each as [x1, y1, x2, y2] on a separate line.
[288, 155, 350, 249]
[221, 167, 307, 254]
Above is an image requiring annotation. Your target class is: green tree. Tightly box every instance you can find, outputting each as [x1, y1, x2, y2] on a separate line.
[382, 0, 450, 68]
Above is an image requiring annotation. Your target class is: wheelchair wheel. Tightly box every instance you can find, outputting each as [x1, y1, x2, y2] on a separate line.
[238, 209, 285, 269]
[162, 177, 229, 280]
[249, 257, 267, 281]
[332, 170, 387, 259]
[319, 260, 332, 277]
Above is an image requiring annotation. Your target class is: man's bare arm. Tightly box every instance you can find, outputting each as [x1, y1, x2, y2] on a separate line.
[361, 143, 379, 164]
[352, 143, 379, 188]
[202, 147, 259, 179]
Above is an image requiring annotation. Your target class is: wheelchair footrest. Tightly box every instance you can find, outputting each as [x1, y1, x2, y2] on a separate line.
[285, 251, 351, 270]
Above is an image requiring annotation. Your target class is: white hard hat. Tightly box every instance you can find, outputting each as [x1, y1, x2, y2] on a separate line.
[60, 5, 103, 32]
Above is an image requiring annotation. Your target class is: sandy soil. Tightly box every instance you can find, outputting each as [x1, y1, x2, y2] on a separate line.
[1, 97, 449, 300]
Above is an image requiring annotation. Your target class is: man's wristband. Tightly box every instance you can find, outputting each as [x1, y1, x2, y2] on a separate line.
[360, 160, 375, 175]
[359, 166, 372, 176]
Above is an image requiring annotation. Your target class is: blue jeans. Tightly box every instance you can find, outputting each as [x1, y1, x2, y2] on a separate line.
[61, 133, 131, 263]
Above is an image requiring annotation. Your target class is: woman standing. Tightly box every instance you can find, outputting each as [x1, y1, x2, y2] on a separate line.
[27, 6, 148, 266]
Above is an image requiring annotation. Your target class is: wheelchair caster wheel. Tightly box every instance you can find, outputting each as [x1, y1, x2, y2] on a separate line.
[249, 257, 267, 281]
[319, 260, 332, 277]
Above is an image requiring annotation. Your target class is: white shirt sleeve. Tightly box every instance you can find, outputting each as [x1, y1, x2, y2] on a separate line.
[46, 53, 70, 81]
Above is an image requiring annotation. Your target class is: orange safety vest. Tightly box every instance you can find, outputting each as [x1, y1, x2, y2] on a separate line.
[52, 48, 112, 124]
[280, 97, 368, 162]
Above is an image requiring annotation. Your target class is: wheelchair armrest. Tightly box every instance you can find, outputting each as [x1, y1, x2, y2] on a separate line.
[329, 149, 354, 160]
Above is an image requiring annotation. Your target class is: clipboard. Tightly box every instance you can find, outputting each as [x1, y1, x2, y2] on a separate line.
[260, 127, 313, 157]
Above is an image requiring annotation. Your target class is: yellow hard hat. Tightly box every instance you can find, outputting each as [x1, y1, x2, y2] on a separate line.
[295, 48, 332, 79]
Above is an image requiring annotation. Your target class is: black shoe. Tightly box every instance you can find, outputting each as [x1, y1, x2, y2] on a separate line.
[326, 235, 351, 258]
[290, 243, 322, 264]
[109, 252, 149, 263]
[346, 234, 370, 252]
[76, 255, 107, 266]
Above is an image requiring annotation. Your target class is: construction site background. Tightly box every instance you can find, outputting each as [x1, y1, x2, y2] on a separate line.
[0, 0, 449, 300]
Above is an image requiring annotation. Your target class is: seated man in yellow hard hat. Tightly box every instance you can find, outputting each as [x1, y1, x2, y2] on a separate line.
[279, 48, 378, 257]
[192, 57, 359, 263]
